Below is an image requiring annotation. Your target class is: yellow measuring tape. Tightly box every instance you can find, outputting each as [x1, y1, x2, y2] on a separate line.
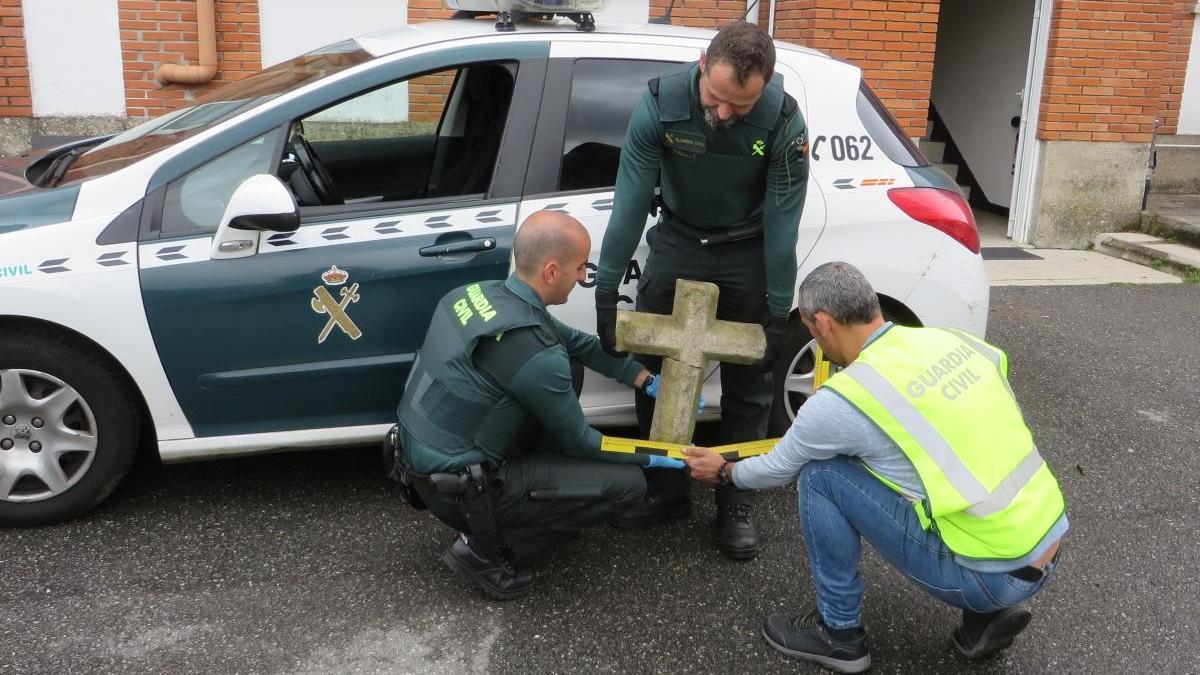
[600, 435, 781, 461]
[602, 344, 838, 462]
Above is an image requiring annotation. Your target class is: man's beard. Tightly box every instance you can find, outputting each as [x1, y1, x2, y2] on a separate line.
[703, 106, 739, 130]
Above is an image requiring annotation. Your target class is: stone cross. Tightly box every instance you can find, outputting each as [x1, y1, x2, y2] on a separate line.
[616, 279, 766, 444]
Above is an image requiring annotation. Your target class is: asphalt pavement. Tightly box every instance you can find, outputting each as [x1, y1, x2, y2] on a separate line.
[1, 283, 1198, 674]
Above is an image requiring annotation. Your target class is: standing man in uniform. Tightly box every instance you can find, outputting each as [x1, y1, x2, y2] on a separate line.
[594, 21, 809, 558]
[685, 262, 1067, 673]
[393, 210, 685, 601]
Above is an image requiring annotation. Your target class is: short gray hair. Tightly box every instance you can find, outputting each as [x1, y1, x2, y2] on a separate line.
[797, 262, 881, 325]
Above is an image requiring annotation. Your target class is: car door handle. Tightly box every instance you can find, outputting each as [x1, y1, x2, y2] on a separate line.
[419, 238, 496, 257]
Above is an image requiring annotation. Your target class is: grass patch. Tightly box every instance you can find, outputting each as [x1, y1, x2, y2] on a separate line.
[1151, 259, 1164, 270]
[1184, 269, 1200, 284]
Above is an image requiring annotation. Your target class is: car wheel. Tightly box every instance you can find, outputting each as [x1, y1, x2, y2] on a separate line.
[768, 317, 819, 437]
[0, 330, 140, 526]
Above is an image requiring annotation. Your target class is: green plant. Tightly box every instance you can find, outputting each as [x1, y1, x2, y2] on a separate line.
[1151, 259, 1164, 270]
[1184, 269, 1200, 284]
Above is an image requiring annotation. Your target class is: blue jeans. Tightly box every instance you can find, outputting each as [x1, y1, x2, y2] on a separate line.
[799, 457, 1059, 630]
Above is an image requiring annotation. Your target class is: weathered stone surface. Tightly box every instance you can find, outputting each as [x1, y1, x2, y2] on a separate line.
[616, 279, 765, 444]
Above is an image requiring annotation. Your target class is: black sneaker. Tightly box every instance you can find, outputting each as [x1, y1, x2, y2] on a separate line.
[762, 609, 871, 674]
[951, 606, 1032, 660]
[610, 492, 691, 530]
[441, 535, 532, 601]
[717, 502, 760, 560]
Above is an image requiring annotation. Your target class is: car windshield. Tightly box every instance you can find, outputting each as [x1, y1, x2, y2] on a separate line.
[57, 40, 373, 186]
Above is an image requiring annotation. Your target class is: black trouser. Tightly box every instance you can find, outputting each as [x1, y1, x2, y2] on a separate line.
[634, 220, 772, 506]
[414, 361, 646, 562]
[416, 454, 646, 562]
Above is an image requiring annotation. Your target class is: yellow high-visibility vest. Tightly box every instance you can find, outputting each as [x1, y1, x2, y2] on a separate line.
[824, 325, 1065, 560]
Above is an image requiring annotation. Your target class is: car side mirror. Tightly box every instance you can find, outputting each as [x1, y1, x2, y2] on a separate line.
[211, 174, 299, 260]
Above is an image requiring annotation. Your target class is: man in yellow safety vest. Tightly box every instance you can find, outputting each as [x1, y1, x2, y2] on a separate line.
[685, 261, 1066, 674]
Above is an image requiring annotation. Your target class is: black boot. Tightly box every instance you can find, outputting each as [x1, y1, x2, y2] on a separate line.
[610, 490, 690, 529]
[762, 609, 871, 673]
[716, 492, 760, 560]
[951, 606, 1032, 660]
[441, 535, 531, 600]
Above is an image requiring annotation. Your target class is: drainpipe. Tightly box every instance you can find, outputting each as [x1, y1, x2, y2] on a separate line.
[768, 0, 776, 36]
[158, 0, 218, 85]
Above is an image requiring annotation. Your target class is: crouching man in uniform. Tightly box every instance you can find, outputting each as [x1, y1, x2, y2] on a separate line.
[389, 210, 684, 600]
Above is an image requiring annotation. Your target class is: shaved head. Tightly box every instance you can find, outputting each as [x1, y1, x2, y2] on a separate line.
[513, 210, 588, 277]
[513, 210, 592, 305]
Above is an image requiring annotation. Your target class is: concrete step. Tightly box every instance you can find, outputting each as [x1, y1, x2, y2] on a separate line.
[1094, 231, 1200, 281]
[1142, 194, 1200, 248]
[919, 139, 946, 163]
[935, 162, 959, 179]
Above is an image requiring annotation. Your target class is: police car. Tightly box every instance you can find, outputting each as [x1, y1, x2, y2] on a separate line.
[0, 15, 988, 525]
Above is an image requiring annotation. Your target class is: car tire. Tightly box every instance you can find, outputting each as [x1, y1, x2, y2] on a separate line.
[0, 329, 141, 526]
[768, 316, 818, 437]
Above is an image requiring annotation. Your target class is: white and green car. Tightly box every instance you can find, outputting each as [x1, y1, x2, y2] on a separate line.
[0, 18, 988, 525]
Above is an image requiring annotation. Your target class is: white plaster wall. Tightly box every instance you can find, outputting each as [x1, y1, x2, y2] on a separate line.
[931, 0, 1035, 207]
[260, 0, 410, 123]
[594, 1, 649, 24]
[1178, 15, 1200, 134]
[259, 0, 409, 67]
[24, 0, 124, 116]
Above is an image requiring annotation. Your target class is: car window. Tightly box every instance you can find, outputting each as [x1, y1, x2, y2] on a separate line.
[160, 128, 285, 237]
[285, 62, 517, 207]
[60, 41, 372, 187]
[857, 83, 927, 168]
[560, 59, 678, 192]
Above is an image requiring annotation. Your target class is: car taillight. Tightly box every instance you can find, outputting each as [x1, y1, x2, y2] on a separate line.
[887, 187, 980, 254]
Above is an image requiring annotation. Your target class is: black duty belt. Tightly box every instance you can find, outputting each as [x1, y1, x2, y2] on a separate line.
[661, 207, 763, 247]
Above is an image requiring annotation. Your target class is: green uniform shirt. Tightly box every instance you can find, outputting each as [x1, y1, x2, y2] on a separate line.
[401, 275, 649, 474]
[498, 276, 645, 461]
[597, 63, 810, 317]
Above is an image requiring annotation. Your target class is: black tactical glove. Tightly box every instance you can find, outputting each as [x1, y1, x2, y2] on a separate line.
[759, 315, 789, 373]
[595, 288, 625, 357]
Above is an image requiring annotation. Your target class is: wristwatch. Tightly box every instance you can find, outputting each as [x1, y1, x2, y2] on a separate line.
[717, 461, 734, 487]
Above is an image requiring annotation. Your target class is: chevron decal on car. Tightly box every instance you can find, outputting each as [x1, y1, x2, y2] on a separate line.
[96, 252, 130, 267]
[38, 258, 70, 274]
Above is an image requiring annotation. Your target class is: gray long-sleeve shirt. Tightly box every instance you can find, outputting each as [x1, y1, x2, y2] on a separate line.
[732, 323, 1068, 572]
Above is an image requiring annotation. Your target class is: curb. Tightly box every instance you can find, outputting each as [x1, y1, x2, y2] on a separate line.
[1094, 232, 1200, 280]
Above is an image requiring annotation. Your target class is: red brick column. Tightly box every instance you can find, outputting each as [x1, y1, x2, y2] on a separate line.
[118, 0, 261, 118]
[0, 0, 31, 118]
[1039, 0, 1179, 143]
[409, 0, 454, 22]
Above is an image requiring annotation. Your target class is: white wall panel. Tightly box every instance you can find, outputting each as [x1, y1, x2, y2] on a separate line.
[24, 0, 124, 116]
[259, 0, 409, 67]
[1178, 16, 1200, 134]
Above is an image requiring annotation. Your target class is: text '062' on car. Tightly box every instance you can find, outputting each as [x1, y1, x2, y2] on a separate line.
[0, 15, 987, 526]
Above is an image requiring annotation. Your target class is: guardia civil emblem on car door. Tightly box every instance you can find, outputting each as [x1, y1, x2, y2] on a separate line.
[311, 266, 362, 343]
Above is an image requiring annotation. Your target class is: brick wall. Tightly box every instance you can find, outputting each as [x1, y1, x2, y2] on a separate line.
[1158, 1, 1196, 135]
[1039, 0, 1183, 143]
[0, 0, 31, 117]
[117, 0, 261, 118]
[407, 1, 456, 121]
[649, 0, 752, 28]
[650, 1, 940, 139]
[775, 1, 940, 139]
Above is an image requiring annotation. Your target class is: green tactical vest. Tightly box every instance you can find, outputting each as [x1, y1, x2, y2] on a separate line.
[823, 325, 1066, 561]
[397, 280, 557, 471]
[653, 64, 801, 229]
